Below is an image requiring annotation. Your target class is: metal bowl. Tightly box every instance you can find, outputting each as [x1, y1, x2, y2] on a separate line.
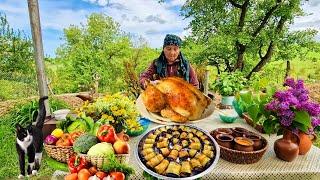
[134, 124, 220, 180]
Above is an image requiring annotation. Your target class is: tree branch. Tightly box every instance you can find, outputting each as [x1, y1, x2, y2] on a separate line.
[229, 0, 242, 8]
[247, 15, 287, 79]
[252, 0, 282, 37]
[238, 0, 249, 31]
[259, 43, 263, 59]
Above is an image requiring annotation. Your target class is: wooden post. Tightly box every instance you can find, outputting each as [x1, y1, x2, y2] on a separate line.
[27, 0, 50, 115]
[204, 66, 210, 96]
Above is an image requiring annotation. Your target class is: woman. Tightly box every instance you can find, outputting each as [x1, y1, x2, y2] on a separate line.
[139, 34, 199, 89]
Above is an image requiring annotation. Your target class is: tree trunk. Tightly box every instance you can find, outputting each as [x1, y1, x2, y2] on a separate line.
[233, 43, 246, 71]
[230, 0, 249, 72]
[285, 60, 290, 79]
[247, 41, 274, 79]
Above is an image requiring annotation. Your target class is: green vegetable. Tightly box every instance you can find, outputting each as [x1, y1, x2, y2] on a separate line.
[57, 115, 76, 132]
[46, 157, 69, 172]
[87, 142, 114, 156]
[67, 120, 88, 133]
[73, 133, 98, 154]
[81, 115, 95, 134]
[102, 153, 134, 179]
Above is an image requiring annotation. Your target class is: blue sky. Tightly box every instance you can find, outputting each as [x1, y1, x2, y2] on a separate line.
[0, 0, 319, 57]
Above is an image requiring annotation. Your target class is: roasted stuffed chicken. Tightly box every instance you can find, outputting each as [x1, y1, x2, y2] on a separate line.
[141, 77, 211, 123]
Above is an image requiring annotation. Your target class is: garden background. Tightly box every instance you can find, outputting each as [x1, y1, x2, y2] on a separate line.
[1, 0, 320, 179]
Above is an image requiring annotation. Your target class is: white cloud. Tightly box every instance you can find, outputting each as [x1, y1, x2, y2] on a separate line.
[290, 1, 320, 33]
[94, 0, 189, 47]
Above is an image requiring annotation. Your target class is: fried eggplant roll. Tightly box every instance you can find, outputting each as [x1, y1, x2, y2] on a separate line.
[147, 154, 164, 168]
[203, 149, 214, 158]
[143, 143, 153, 149]
[187, 133, 194, 139]
[180, 132, 187, 139]
[204, 144, 213, 151]
[203, 139, 211, 145]
[180, 161, 192, 177]
[154, 159, 170, 174]
[167, 149, 179, 161]
[145, 138, 155, 144]
[179, 150, 189, 160]
[196, 131, 204, 137]
[160, 148, 170, 157]
[190, 158, 202, 171]
[172, 137, 179, 144]
[165, 162, 181, 178]
[172, 144, 183, 151]
[142, 148, 154, 156]
[144, 151, 156, 161]
[196, 153, 211, 167]
[181, 139, 189, 147]
[189, 149, 198, 157]
[191, 137, 200, 143]
[154, 129, 161, 135]
[147, 133, 157, 139]
[156, 139, 169, 148]
[189, 142, 201, 150]
[172, 131, 180, 136]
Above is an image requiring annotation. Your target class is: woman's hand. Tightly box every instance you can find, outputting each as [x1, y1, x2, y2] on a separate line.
[150, 80, 159, 85]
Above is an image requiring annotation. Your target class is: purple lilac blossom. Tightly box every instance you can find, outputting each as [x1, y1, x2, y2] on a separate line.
[284, 78, 295, 88]
[265, 78, 320, 130]
[312, 117, 320, 128]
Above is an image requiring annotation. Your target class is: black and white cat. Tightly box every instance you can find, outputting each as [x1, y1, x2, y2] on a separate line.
[16, 96, 48, 179]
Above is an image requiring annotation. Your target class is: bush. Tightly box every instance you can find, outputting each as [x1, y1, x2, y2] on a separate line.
[212, 71, 247, 96]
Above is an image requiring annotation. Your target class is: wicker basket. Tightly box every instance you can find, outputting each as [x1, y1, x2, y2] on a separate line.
[211, 128, 268, 164]
[44, 144, 75, 163]
[79, 153, 130, 169]
[219, 138, 268, 164]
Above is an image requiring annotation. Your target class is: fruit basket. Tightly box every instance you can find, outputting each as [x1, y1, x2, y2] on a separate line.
[210, 127, 268, 164]
[135, 124, 220, 179]
[44, 144, 75, 163]
[79, 153, 130, 169]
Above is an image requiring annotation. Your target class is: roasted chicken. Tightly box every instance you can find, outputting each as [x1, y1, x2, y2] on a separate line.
[141, 77, 211, 123]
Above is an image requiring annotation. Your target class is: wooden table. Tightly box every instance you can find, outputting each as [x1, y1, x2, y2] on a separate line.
[128, 110, 320, 180]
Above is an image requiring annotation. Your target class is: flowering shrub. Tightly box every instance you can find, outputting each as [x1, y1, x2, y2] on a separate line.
[76, 93, 140, 133]
[264, 78, 320, 134]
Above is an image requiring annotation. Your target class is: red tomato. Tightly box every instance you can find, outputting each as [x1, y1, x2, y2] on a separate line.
[109, 172, 125, 180]
[95, 171, 107, 180]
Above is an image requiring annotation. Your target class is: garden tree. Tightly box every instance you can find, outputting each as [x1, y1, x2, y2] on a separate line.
[123, 41, 160, 98]
[55, 13, 134, 93]
[0, 13, 35, 83]
[181, 0, 305, 79]
[275, 29, 318, 79]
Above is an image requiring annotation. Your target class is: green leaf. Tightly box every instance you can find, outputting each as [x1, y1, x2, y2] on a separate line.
[292, 121, 309, 133]
[247, 105, 259, 122]
[294, 110, 311, 128]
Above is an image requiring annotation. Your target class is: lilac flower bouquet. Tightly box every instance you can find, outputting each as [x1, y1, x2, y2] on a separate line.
[264, 78, 320, 134]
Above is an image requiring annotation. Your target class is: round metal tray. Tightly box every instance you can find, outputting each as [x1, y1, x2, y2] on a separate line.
[134, 124, 220, 180]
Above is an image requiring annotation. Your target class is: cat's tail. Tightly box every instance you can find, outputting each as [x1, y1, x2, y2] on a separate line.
[35, 96, 48, 129]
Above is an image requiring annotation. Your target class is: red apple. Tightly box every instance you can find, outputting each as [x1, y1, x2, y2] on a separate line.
[113, 140, 130, 154]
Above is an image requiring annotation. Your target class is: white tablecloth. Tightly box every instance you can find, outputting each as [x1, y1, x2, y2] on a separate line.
[128, 111, 320, 180]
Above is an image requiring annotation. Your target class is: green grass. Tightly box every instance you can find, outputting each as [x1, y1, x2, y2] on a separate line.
[0, 80, 37, 101]
[0, 98, 70, 179]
